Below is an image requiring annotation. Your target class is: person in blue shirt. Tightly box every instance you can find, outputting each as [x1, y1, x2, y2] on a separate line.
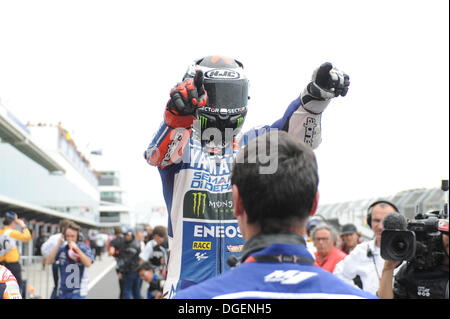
[174, 131, 377, 299]
[47, 221, 94, 299]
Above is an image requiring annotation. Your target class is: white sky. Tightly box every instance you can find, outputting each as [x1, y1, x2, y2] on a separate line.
[0, 0, 448, 212]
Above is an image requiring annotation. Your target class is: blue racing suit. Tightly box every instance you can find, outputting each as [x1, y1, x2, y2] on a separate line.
[145, 95, 329, 298]
[54, 242, 94, 299]
[174, 233, 377, 299]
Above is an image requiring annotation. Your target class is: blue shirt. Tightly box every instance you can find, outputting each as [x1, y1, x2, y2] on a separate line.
[174, 235, 377, 299]
[55, 242, 94, 297]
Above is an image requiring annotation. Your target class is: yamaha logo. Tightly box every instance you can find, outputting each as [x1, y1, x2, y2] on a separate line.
[205, 69, 240, 79]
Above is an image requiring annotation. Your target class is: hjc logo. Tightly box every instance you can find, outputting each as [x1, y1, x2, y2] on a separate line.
[205, 69, 240, 79]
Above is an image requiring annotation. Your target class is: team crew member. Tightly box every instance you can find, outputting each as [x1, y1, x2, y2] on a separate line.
[0, 264, 22, 299]
[144, 56, 350, 298]
[333, 201, 403, 295]
[0, 211, 32, 294]
[174, 131, 375, 299]
[47, 222, 94, 299]
[40, 218, 71, 299]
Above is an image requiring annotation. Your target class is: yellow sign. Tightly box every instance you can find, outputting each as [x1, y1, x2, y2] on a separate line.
[192, 241, 211, 250]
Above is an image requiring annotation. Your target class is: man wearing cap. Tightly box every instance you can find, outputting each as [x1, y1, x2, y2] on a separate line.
[340, 223, 361, 254]
[0, 212, 32, 295]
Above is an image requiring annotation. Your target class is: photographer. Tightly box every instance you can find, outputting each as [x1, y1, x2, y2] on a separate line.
[377, 215, 449, 299]
[117, 228, 141, 299]
[139, 226, 168, 299]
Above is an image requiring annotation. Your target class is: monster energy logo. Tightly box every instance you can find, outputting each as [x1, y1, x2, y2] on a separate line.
[200, 116, 208, 128]
[193, 192, 207, 217]
[237, 117, 243, 127]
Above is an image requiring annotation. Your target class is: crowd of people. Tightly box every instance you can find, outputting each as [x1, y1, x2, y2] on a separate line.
[0, 213, 169, 299]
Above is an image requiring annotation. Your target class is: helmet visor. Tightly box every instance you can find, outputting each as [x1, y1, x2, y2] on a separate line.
[204, 79, 248, 108]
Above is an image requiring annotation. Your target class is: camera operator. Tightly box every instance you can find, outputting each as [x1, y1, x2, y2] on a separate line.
[333, 200, 402, 295]
[139, 226, 168, 299]
[377, 214, 449, 299]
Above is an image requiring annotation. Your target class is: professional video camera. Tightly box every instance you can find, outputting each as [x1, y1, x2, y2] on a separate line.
[381, 180, 449, 270]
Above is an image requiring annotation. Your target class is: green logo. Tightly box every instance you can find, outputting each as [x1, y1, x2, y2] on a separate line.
[237, 117, 243, 127]
[200, 116, 208, 128]
[184, 191, 236, 220]
[193, 192, 207, 217]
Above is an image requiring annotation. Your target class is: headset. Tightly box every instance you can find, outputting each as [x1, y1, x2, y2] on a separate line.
[366, 199, 400, 228]
[63, 225, 80, 243]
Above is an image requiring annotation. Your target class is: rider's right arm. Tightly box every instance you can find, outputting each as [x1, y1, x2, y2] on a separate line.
[144, 72, 206, 169]
[144, 122, 192, 168]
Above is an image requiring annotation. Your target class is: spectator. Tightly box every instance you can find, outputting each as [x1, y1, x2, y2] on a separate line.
[136, 229, 146, 253]
[311, 223, 347, 273]
[108, 226, 125, 299]
[333, 200, 401, 295]
[173, 131, 375, 299]
[139, 226, 168, 298]
[40, 219, 71, 299]
[34, 228, 48, 270]
[0, 212, 32, 295]
[94, 232, 107, 261]
[140, 226, 168, 267]
[117, 229, 141, 299]
[46, 222, 94, 299]
[339, 223, 361, 254]
[88, 230, 98, 259]
[143, 225, 153, 245]
[138, 262, 164, 299]
[305, 216, 326, 258]
[0, 264, 22, 299]
[34, 228, 47, 257]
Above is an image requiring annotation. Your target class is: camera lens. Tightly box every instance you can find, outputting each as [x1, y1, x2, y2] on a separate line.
[392, 240, 407, 254]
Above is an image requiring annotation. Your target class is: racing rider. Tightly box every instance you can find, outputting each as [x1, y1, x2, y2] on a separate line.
[144, 56, 350, 298]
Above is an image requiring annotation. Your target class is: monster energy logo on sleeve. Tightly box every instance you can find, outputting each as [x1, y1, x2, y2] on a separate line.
[193, 192, 207, 217]
[237, 117, 243, 127]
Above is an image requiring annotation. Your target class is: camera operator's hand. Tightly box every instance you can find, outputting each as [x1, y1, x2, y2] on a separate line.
[377, 260, 402, 299]
[382, 260, 402, 272]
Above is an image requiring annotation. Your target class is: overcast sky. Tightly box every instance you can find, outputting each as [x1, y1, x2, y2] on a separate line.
[0, 0, 448, 211]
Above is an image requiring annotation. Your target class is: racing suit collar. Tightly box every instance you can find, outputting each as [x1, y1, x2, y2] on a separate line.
[240, 232, 307, 262]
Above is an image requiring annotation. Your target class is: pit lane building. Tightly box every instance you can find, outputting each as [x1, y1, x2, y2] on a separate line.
[0, 101, 127, 233]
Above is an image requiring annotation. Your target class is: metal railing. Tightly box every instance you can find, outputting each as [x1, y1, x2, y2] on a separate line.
[21, 256, 53, 299]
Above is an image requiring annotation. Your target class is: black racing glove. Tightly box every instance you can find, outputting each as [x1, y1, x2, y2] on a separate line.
[307, 62, 350, 100]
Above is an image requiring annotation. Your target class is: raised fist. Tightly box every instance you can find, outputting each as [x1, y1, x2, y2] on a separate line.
[308, 62, 350, 100]
[167, 70, 207, 116]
